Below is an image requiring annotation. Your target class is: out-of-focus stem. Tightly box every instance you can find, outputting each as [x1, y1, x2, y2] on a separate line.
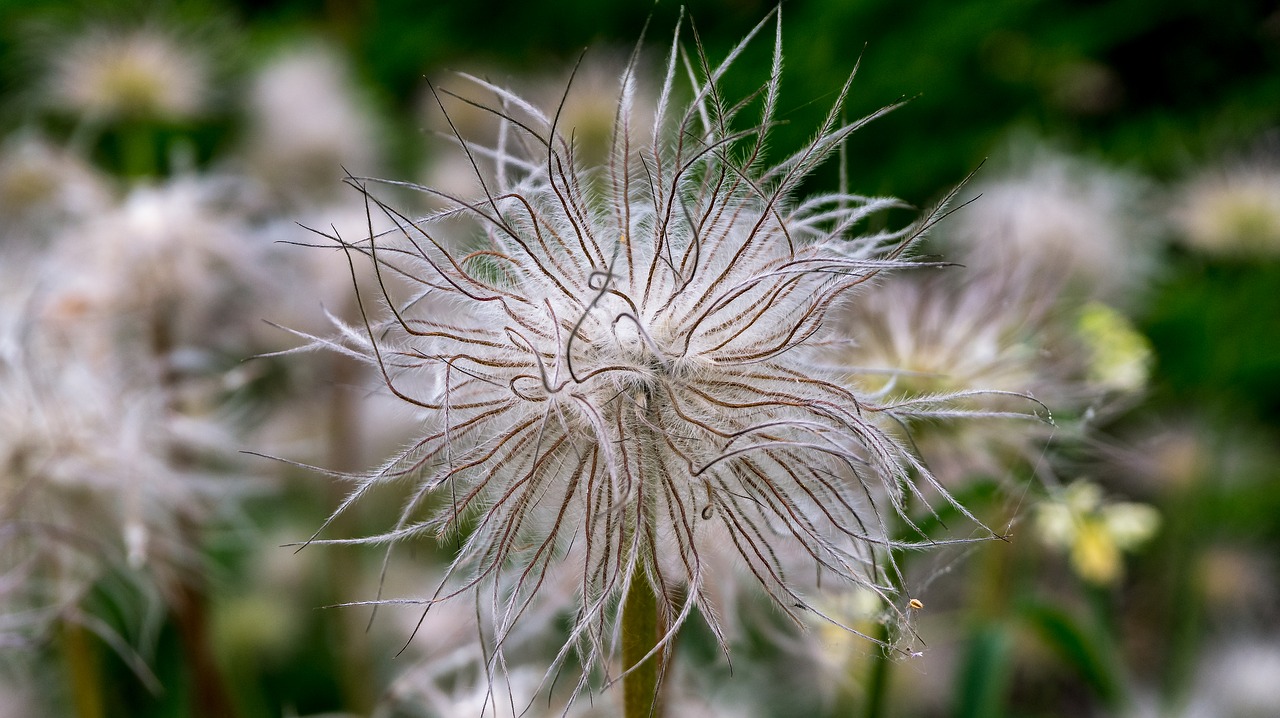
[1159, 488, 1200, 712]
[325, 352, 376, 713]
[148, 314, 238, 717]
[173, 569, 239, 718]
[121, 124, 156, 178]
[862, 619, 891, 718]
[61, 620, 105, 718]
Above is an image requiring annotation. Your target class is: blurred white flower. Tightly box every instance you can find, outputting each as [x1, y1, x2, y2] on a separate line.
[829, 272, 1057, 482]
[946, 140, 1158, 305]
[243, 42, 381, 201]
[299, 10, 1003, 703]
[1173, 161, 1280, 257]
[44, 174, 270, 359]
[0, 312, 234, 643]
[1182, 637, 1280, 718]
[49, 26, 208, 121]
[1128, 638, 1280, 718]
[0, 133, 112, 241]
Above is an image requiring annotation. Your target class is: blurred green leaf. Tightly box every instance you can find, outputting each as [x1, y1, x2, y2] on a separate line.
[1019, 601, 1123, 706]
[1144, 260, 1280, 423]
[954, 623, 1013, 718]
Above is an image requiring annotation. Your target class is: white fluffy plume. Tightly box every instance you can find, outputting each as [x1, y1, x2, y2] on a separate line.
[292, 9, 1015, 705]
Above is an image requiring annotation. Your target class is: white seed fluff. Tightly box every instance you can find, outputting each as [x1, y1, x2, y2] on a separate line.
[299, 11, 997, 699]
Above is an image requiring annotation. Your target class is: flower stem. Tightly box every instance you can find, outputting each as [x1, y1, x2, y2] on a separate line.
[173, 527, 240, 718]
[622, 569, 662, 718]
[121, 124, 157, 178]
[324, 353, 376, 714]
[61, 621, 105, 718]
[862, 619, 891, 718]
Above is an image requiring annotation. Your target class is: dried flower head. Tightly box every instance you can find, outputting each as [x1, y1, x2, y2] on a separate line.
[0, 309, 231, 649]
[49, 26, 208, 122]
[244, 42, 381, 201]
[945, 140, 1157, 305]
[1173, 160, 1280, 257]
[297, 11, 1004, 702]
[47, 175, 270, 358]
[829, 272, 1060, 482]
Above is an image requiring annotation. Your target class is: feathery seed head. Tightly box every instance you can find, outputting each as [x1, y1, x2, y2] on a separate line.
[830, 272, 1059, 483]
[0, 313, 232, 644]
[50, 26, 208, 122]
[302, 10, 1002, 698]
[1174, 161, 1280, 257]
[45, 176, 271, 358]
[945, 140, 1157, 305]
[244, 43, 381, 202]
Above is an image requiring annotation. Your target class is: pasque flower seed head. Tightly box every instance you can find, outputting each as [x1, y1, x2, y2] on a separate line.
[295, 9, 1011, 700]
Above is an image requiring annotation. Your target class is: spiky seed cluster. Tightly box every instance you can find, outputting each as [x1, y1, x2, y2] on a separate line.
[945, 141, 1156, 305]
[1174, 161, 1280, 257]
[307, 12, 987, 692]
[244, 42, 381, 202]
[50, 27, 208, 121]
[830, 273, 1059, 483]
[0, 316, 226, 647]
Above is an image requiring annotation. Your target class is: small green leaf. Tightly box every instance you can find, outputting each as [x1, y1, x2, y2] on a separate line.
[1020, 601, 1122, 705]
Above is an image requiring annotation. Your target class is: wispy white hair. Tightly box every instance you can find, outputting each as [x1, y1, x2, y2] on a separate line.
[292, 8, 1009, 709]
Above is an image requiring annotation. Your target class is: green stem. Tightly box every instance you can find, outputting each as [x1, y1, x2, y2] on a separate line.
[325, 353, 376, 714]
[622, 569, 662, 718]
[1159, 488, 1200, 712]
[1085, 584, 1129, 711]
[622, 397, 668, 718]
[149, 316, 238, 718]
[173, 575, 239, 718]
[863, 619, 891, 718]
[61, 621, 105, 718]
[121, 124, 157, 179]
